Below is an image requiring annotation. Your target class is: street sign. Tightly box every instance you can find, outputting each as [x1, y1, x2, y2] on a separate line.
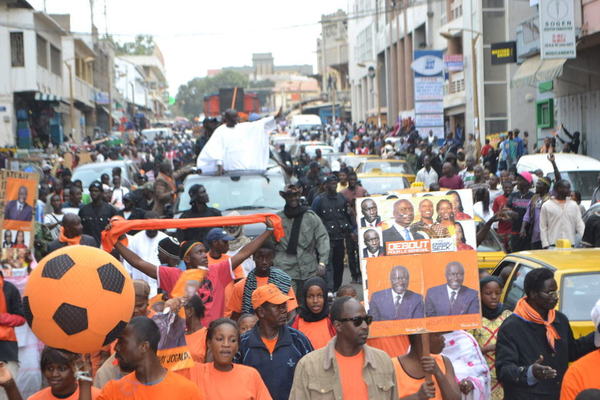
[539, 0, 576, 59]
[491, 42, 517, 64]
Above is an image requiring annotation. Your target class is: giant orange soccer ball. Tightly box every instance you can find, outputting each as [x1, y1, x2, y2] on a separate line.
[23, 245, 134, 353]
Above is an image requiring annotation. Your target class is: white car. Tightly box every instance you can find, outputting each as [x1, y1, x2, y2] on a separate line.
[517, 153, 600, 209]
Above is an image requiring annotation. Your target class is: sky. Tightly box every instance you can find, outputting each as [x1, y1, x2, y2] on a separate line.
[29, 0, 348, 94]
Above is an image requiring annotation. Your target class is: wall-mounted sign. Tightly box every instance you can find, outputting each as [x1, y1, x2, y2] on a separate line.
[491, 42, 517, 64]
[413, 50, 445, 139]
[444, 54, 464, 72]
[539, 0, 576, 59]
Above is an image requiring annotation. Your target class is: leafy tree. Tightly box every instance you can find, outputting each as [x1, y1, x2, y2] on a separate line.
[110, 35, 156, 56]
[174, 70, 249, 119]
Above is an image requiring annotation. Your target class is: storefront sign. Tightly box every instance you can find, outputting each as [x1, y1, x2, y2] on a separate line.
[413, 50, 445, 139]
[539, 0, 576, 59]
[491, 42, 517, 64]
[444, 54, 464, 72]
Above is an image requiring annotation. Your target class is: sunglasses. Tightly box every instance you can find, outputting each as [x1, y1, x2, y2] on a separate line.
[337, 315, 373, 327]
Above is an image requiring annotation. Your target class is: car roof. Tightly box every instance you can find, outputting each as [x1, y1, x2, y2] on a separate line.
[74, 160, 132, 170]
[517, 154, 600, 174]
[358, 172, 408, 177]
[503, 248, 600, 272]
[363, 159, 406, 164]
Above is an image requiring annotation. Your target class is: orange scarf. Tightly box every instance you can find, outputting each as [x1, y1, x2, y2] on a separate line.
[58, 227, 81, 246]
[101, 213, 284, 252]
[513, 297, 561, 350]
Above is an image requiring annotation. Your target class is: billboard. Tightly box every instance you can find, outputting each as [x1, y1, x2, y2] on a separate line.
[412, 50, 445, 139]
[539, 0, 576, 59]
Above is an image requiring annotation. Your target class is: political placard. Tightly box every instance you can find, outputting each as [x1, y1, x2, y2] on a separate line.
[357, 189, 481, 336]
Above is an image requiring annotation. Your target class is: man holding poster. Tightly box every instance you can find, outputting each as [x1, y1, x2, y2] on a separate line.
[425, 261, 480, 317]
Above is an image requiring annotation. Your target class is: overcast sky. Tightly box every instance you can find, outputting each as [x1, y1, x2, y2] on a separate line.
[29, 0, 348, 94]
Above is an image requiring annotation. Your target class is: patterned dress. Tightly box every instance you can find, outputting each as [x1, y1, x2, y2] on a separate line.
[471, 309, 512, 400]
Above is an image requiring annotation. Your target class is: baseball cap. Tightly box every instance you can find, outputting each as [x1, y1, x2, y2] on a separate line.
[89, 181, 103, 191]
[206, 228, 234, 243]
[251, 283, 292, 310]
[517, 171, 533, 185]
[324, 174, 339, 184]
[591, 298, 600, 347]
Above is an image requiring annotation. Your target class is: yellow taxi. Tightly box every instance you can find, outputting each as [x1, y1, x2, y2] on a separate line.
[355, 159, 416, 183]
[491, 247, 600, 337]
[474, 217, 506, 271]
[357, 172, 410, 195]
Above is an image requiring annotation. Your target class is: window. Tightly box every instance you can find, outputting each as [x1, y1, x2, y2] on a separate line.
[482, 11, 506, 45]
[536, 99, 554, 129]
[561, 273, 600, 321]
[484, 83, 508, 118]
[50, 45, 61, 76]
[37, 35, 48, 68]
[10, 32, 24, 67]
[504, 263, 534, 310]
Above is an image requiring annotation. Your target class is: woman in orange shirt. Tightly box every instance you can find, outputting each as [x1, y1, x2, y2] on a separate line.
[190, 318, 271, 400]
[290, 277, 336, 349]
[393, 333, 461, 400]
[29, 347, 101, 400]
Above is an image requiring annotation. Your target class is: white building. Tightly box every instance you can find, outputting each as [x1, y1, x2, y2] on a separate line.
[0, 0, 66, 147]
[114, 57, 150, 113]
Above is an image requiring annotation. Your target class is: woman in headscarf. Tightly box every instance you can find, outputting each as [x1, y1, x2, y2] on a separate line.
[470, 276, 511, 400]
[290, 277, 335, 349]
[442, 330, 491, 400]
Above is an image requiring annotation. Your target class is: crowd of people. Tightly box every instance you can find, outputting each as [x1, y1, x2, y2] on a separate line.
[0, 113, 597, 400]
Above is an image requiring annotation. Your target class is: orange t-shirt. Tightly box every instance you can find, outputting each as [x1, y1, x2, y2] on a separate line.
[392, 355, 446, 399]
[367, 335, 410, 358]
[29, 386, 100, 400]
[185, 327, 208, 363]
[189, 362, 272, 400]
[335, 350, 369, 400]
[227, 276, 298, 315]
[262, 335, 278, 354]
[98, 370, 203, 400]
[560, 350, 600, 400]
[297, 318, 334, 350]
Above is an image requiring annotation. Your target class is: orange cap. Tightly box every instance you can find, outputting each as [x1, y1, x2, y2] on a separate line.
[251, 283, 291, 310]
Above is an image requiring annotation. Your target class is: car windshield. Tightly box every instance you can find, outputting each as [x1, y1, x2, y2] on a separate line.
[549, 171, 598, 200]
[178, 174, 285, 213]
[560, 272, 600, 321]
[476, 224, 503, 252]
[359, 176, 407, 194]
[364, 161, 413, 174]
[73, 165, 124, 188]
[305, 146, 333, 158]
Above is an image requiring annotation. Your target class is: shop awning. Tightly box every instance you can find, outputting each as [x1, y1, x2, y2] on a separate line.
[34, 92, 62, 102]
[511, 56, 567, 88]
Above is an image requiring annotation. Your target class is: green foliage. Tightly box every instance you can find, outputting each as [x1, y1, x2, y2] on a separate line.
[174, 70, 249, 119]
[112, 35, 156, 56]
[248, 79, 275, 89]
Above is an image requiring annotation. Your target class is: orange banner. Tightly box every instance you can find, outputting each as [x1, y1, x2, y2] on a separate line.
[101, 213, 284, 251]
[385, 239, 431, 255]
[157, 346, 195, 371]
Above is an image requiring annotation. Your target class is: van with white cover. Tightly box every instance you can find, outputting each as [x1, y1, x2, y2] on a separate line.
[140, 128, 173, 141]
[291, 114, 322, 134]
[517, 153, 600, 209]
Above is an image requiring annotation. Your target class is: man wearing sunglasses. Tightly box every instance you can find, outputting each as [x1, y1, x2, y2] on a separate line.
[289, 296, 398, 399]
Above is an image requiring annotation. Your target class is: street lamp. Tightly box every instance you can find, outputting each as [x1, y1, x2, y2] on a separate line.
[440, 28, 482, 142]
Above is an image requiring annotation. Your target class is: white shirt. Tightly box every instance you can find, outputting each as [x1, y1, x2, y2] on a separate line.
[391, 289, 404, 306]
[392, 223, 413, 240]
[111, 186, 130, 210]
[473, 201, 494, 223]
[540, 198, 585, 248]
[415, 167, 439, 190]
[43, 212, 63, 240]
[123, 230, 168, 296]
[196, 117, 276, 173]
[446, 285, 459, 302]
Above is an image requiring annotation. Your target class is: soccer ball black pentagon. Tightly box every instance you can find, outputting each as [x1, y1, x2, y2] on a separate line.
[24, 245, 134, 353]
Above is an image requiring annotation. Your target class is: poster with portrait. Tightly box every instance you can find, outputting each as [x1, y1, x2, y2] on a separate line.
[356, 189, 481, 336]
[0, 169, 38, 269]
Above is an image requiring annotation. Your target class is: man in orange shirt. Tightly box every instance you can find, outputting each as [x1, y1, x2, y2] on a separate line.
[229, 242, 297, 321]
[560, 300, 600, 400]
[79, 317, 202, 400]
[289, 296, 397, 400]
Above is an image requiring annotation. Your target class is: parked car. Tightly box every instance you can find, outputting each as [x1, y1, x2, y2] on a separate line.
[175, 170, 286, 238]
[492, 248, 600, 337]
[517, 154, 600, 209]
[72, 160, 139, 193]
[140, 128, 173, 142]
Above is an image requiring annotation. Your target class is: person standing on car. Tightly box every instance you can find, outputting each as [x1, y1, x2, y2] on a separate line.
[312, 175, 355, 292]
[272, 184, 329, 305]
[177, 184, 222, 243]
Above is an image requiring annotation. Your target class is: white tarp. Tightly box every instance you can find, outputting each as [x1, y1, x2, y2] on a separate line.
[196, 117, 275, 173]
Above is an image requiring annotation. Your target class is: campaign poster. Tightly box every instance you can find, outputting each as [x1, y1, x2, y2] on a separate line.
[0, 170, 38, 270]
[357, 189, 481, 336]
